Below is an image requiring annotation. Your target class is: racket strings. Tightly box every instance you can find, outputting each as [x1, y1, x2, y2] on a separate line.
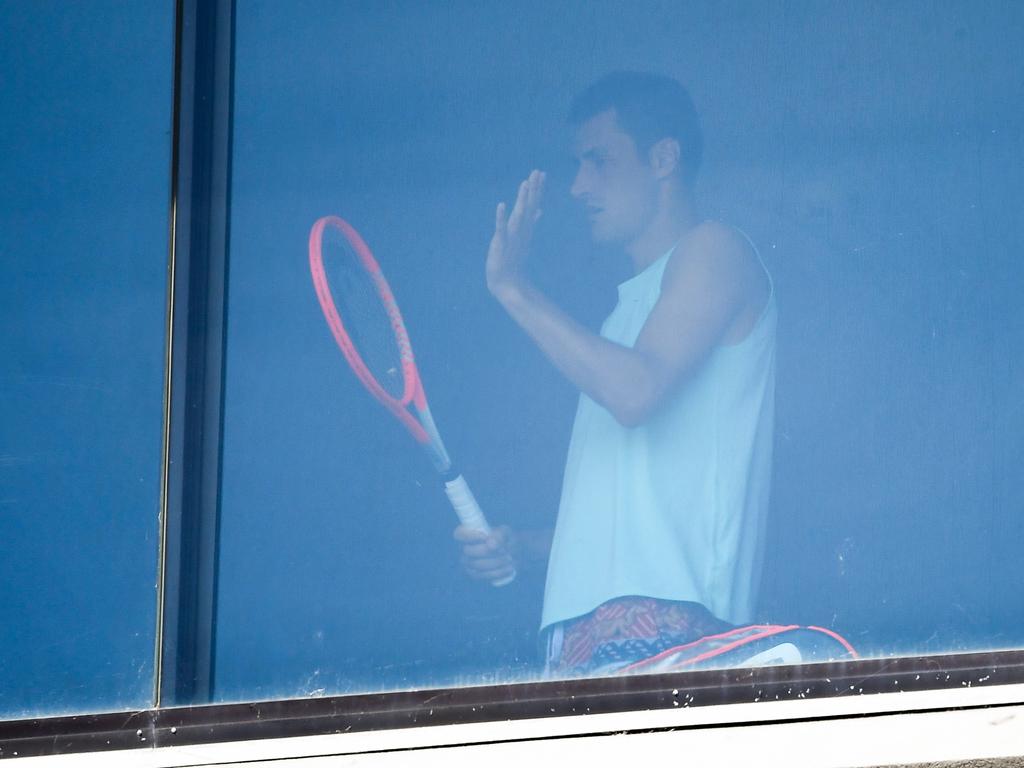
[322, 233, 408, 400]
[377, 290, 414, 363]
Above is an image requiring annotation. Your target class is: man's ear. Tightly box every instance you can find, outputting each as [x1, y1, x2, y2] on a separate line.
[648, 138, 681, 179]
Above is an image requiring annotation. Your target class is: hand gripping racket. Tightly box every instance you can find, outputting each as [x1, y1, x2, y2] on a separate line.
[309, 215, 514, 586]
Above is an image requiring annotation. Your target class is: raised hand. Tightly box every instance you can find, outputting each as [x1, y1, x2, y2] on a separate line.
[486, 169, 545, 297]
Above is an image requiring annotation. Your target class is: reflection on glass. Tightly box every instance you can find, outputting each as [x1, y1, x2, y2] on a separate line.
[0, 3, 173, 717]
[216, 1, 1024, 702]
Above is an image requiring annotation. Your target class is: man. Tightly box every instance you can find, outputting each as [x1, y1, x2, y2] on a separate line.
[456, 72, 775, 676]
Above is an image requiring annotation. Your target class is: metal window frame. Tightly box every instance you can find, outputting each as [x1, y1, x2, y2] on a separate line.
[4, 651, 1024, 758]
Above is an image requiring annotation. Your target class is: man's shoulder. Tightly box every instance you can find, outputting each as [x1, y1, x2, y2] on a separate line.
[666, 220, 762, 286]
[661, 221, 770, 336]
[678, 220, 757, 264]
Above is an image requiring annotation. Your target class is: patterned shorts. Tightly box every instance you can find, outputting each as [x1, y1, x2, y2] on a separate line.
[546, 596, 733, 677]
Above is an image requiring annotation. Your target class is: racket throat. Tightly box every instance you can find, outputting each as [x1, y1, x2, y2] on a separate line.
[415, 402, 452, 474]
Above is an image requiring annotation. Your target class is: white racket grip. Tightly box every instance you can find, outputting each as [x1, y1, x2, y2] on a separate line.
[444, 474, 516, 587]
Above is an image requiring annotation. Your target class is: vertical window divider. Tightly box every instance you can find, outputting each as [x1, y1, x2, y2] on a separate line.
[157, 0, 237, 708]
[154, 0, 187, 711]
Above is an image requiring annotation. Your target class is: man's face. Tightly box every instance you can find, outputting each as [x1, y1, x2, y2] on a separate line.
[570, 109, 659, 244]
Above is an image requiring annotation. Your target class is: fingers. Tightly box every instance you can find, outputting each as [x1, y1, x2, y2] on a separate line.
[454, 526, 503, 558]
[506, 170, 546, 229]
[454, 524, 515, 581]
[494, 201, 507, 233]
[460, 550, 515, 582]
[460, 553, 513, 573]
[453, 524, 490, 543]
[508, 178, 529, 228]
[468, 566, 516, 582]
[526, 169, 545, 217]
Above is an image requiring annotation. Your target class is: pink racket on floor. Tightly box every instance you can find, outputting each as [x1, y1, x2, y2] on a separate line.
[308, 215, 513, 586]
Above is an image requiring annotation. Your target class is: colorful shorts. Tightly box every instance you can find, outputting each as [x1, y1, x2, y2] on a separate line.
[545, 596, 733, 677]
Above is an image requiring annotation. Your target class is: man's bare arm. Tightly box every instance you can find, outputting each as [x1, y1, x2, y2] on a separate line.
[488, 172, 766, 427]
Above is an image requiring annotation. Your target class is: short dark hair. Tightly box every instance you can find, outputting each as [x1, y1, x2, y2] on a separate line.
[569, 71, 703, 185]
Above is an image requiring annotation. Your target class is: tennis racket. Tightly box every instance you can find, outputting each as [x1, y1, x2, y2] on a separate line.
[308, 215, 514, 587]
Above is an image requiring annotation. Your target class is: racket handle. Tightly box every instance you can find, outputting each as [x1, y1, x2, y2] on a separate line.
[444, 474, 516, 587]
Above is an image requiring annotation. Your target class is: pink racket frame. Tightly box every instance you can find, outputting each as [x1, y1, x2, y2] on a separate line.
[309, 215, 432, 445]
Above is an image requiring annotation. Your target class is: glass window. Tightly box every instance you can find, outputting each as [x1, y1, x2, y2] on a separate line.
[217, 0, 1022, 702]
[0, 1, 174, 717]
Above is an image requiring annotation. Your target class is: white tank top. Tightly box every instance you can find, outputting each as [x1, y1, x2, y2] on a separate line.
[541, 241, 776, 631]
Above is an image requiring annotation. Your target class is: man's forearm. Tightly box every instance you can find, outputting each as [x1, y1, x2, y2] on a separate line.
[493, 279, 663, 426]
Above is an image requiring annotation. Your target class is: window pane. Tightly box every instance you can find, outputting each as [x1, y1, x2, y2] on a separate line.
[215, 0, 1024, 701]
[0, 2, 173, 717]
